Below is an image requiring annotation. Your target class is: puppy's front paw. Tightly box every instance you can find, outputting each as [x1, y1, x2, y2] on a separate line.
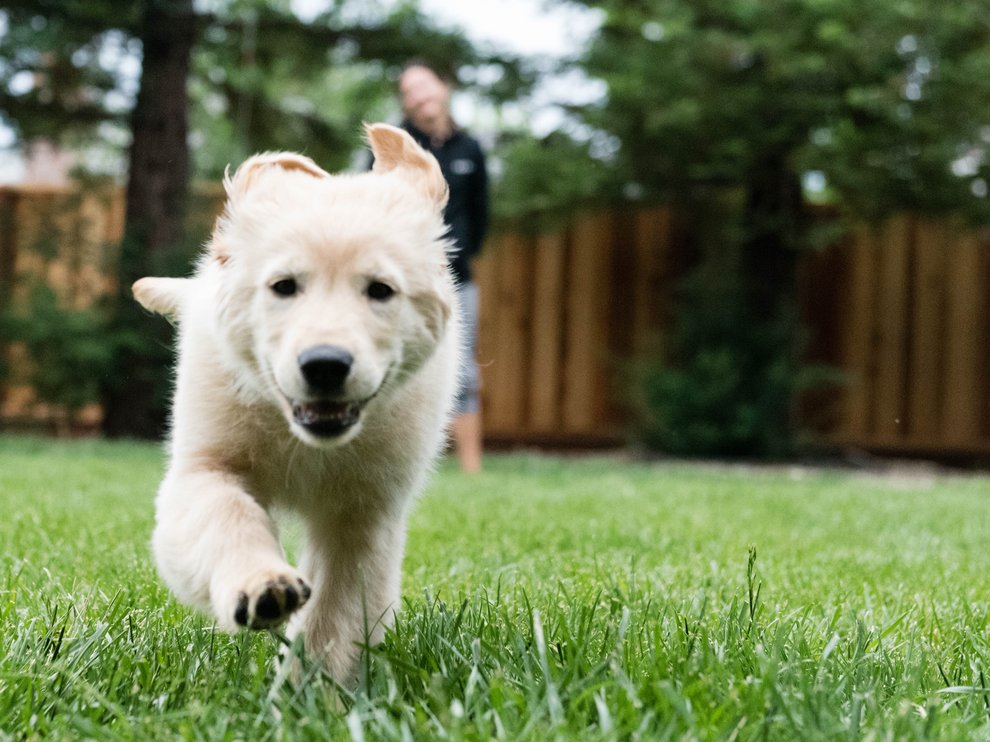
[233, 573, 312, 630]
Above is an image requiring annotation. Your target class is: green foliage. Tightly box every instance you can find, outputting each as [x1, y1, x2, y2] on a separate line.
[492, 131, 622, 229]
[627, 199, 844, 457]
[186, 1, 486, 177]
[0, 1, 525, 178]
[0, 284, 116, 417]
[0, 1, 143, 142]
[633, 271, 841, 457]
[3, 440, 990, 737]
[635, 318, 797, 457]
[569, 0, 990, 222]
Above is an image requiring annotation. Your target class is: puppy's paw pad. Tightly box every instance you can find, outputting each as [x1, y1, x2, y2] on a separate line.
[234, 575, 311, 630]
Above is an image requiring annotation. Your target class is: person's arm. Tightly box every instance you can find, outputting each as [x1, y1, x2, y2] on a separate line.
[466, 141, 489, 258]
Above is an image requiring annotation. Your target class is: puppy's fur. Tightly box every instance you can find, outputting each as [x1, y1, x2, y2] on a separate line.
[134, 124, 460, 682]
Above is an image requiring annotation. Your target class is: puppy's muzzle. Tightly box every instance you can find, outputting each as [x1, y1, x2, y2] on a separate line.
[291, 345, 361, 438]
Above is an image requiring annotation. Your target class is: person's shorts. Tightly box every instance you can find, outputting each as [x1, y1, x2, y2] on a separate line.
[454, 281, 480, 415]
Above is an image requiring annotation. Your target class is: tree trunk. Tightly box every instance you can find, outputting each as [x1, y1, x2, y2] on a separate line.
[741, 152, 804, 320]
[739, 151, 806, 454]
[101, 0, 196, 438]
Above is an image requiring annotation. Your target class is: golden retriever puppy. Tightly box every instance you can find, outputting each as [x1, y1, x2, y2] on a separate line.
[133, 124, 460, 682]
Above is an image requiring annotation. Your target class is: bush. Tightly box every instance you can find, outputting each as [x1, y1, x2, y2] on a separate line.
[0, 284, 117, 423]
[633, 269, 839, 458]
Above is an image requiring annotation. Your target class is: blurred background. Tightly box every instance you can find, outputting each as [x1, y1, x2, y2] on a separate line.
[1, 0, 989, 463]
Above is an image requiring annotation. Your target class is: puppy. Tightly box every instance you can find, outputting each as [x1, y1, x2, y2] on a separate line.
[133, 124, 460, 682]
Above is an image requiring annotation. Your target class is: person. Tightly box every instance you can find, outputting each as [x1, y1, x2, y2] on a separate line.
[397, 60, 489, 473]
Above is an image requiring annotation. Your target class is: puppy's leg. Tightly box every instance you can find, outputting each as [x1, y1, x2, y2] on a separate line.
[153, 469, 311, 630]
[286, 512, 407, 682]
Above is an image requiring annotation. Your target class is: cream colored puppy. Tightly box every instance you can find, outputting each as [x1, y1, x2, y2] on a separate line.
[133, 124, 460, 682]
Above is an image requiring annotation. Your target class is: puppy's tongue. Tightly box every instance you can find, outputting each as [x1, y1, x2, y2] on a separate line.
[292, 400, 360, 429]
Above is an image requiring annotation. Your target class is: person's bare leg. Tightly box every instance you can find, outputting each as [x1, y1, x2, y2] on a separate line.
[452, 412, 483, 473]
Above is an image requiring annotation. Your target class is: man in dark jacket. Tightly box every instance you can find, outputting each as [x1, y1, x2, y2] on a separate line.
[398, 61, 489, 473]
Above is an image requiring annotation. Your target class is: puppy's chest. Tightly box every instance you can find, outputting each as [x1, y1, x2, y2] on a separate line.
[247, 453, 400, 513]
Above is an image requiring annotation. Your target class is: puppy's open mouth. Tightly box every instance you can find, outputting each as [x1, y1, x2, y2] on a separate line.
[291, 399, 363, 438]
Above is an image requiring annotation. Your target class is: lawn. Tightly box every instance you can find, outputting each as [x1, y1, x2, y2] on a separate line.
[1, 435, 989, 739]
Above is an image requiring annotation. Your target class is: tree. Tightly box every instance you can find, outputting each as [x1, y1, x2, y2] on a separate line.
[186, 2, 502, 177]
[101, 0, 196, 437]
[569, 0, 990, 215]
[0, 1, 139, 145]
[553, 0, 990, 455]
[0, 2, 493, 171]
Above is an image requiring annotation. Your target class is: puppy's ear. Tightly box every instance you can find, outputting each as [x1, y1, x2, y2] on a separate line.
[223, 151, 329, 200]
[133, 276, 189, 322]
[366, 123, 449, 210]
[212, 152, 329, 264]
[414, 284, 453, 345]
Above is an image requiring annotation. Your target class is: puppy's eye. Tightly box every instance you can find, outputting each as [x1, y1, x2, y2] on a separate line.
[367, 281, 395, 302]
[271, 278, 298, 297]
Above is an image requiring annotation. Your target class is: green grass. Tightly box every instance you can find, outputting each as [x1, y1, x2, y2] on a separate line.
[2, 436, 990, 740]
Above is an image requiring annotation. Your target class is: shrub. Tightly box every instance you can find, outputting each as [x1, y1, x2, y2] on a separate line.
[632, 268, 840, 458]
[0, 283, 117, 426]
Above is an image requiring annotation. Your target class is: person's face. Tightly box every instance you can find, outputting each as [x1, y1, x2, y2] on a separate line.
[398, 66, 450, 129]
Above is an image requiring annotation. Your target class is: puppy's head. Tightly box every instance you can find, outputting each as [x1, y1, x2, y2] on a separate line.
[198, 125, 455, 448]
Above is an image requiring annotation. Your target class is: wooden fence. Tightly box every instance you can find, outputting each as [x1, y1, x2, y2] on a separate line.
[476, 209, 990, 455]
[475, 208, 683, 445]
[799, 217, 990, 455]
[0, 186, 126, 428]
[2, 186, 989, 455]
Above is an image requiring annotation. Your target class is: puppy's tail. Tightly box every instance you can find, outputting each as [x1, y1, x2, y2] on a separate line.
[133, 276, 190, 323]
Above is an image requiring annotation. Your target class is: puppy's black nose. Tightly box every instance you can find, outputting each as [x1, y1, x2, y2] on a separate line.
[298, 345, 353, 394]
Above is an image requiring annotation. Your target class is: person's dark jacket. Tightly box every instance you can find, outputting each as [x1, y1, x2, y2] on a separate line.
[400, 121, 489, 284]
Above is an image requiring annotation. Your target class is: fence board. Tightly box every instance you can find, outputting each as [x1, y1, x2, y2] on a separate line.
[908, 219, 946, 444]
[840, 227, 880, 442]
[478, 232, 533, 435]
[941, 232, 983, 446]
[562, 213, 612, 433]
[873, 216, 912, 443]
[474, 246, 497, 420]
[0, 191, 17, 294]
[984, 241, 990, 440]
[528, 232, 566, 431]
